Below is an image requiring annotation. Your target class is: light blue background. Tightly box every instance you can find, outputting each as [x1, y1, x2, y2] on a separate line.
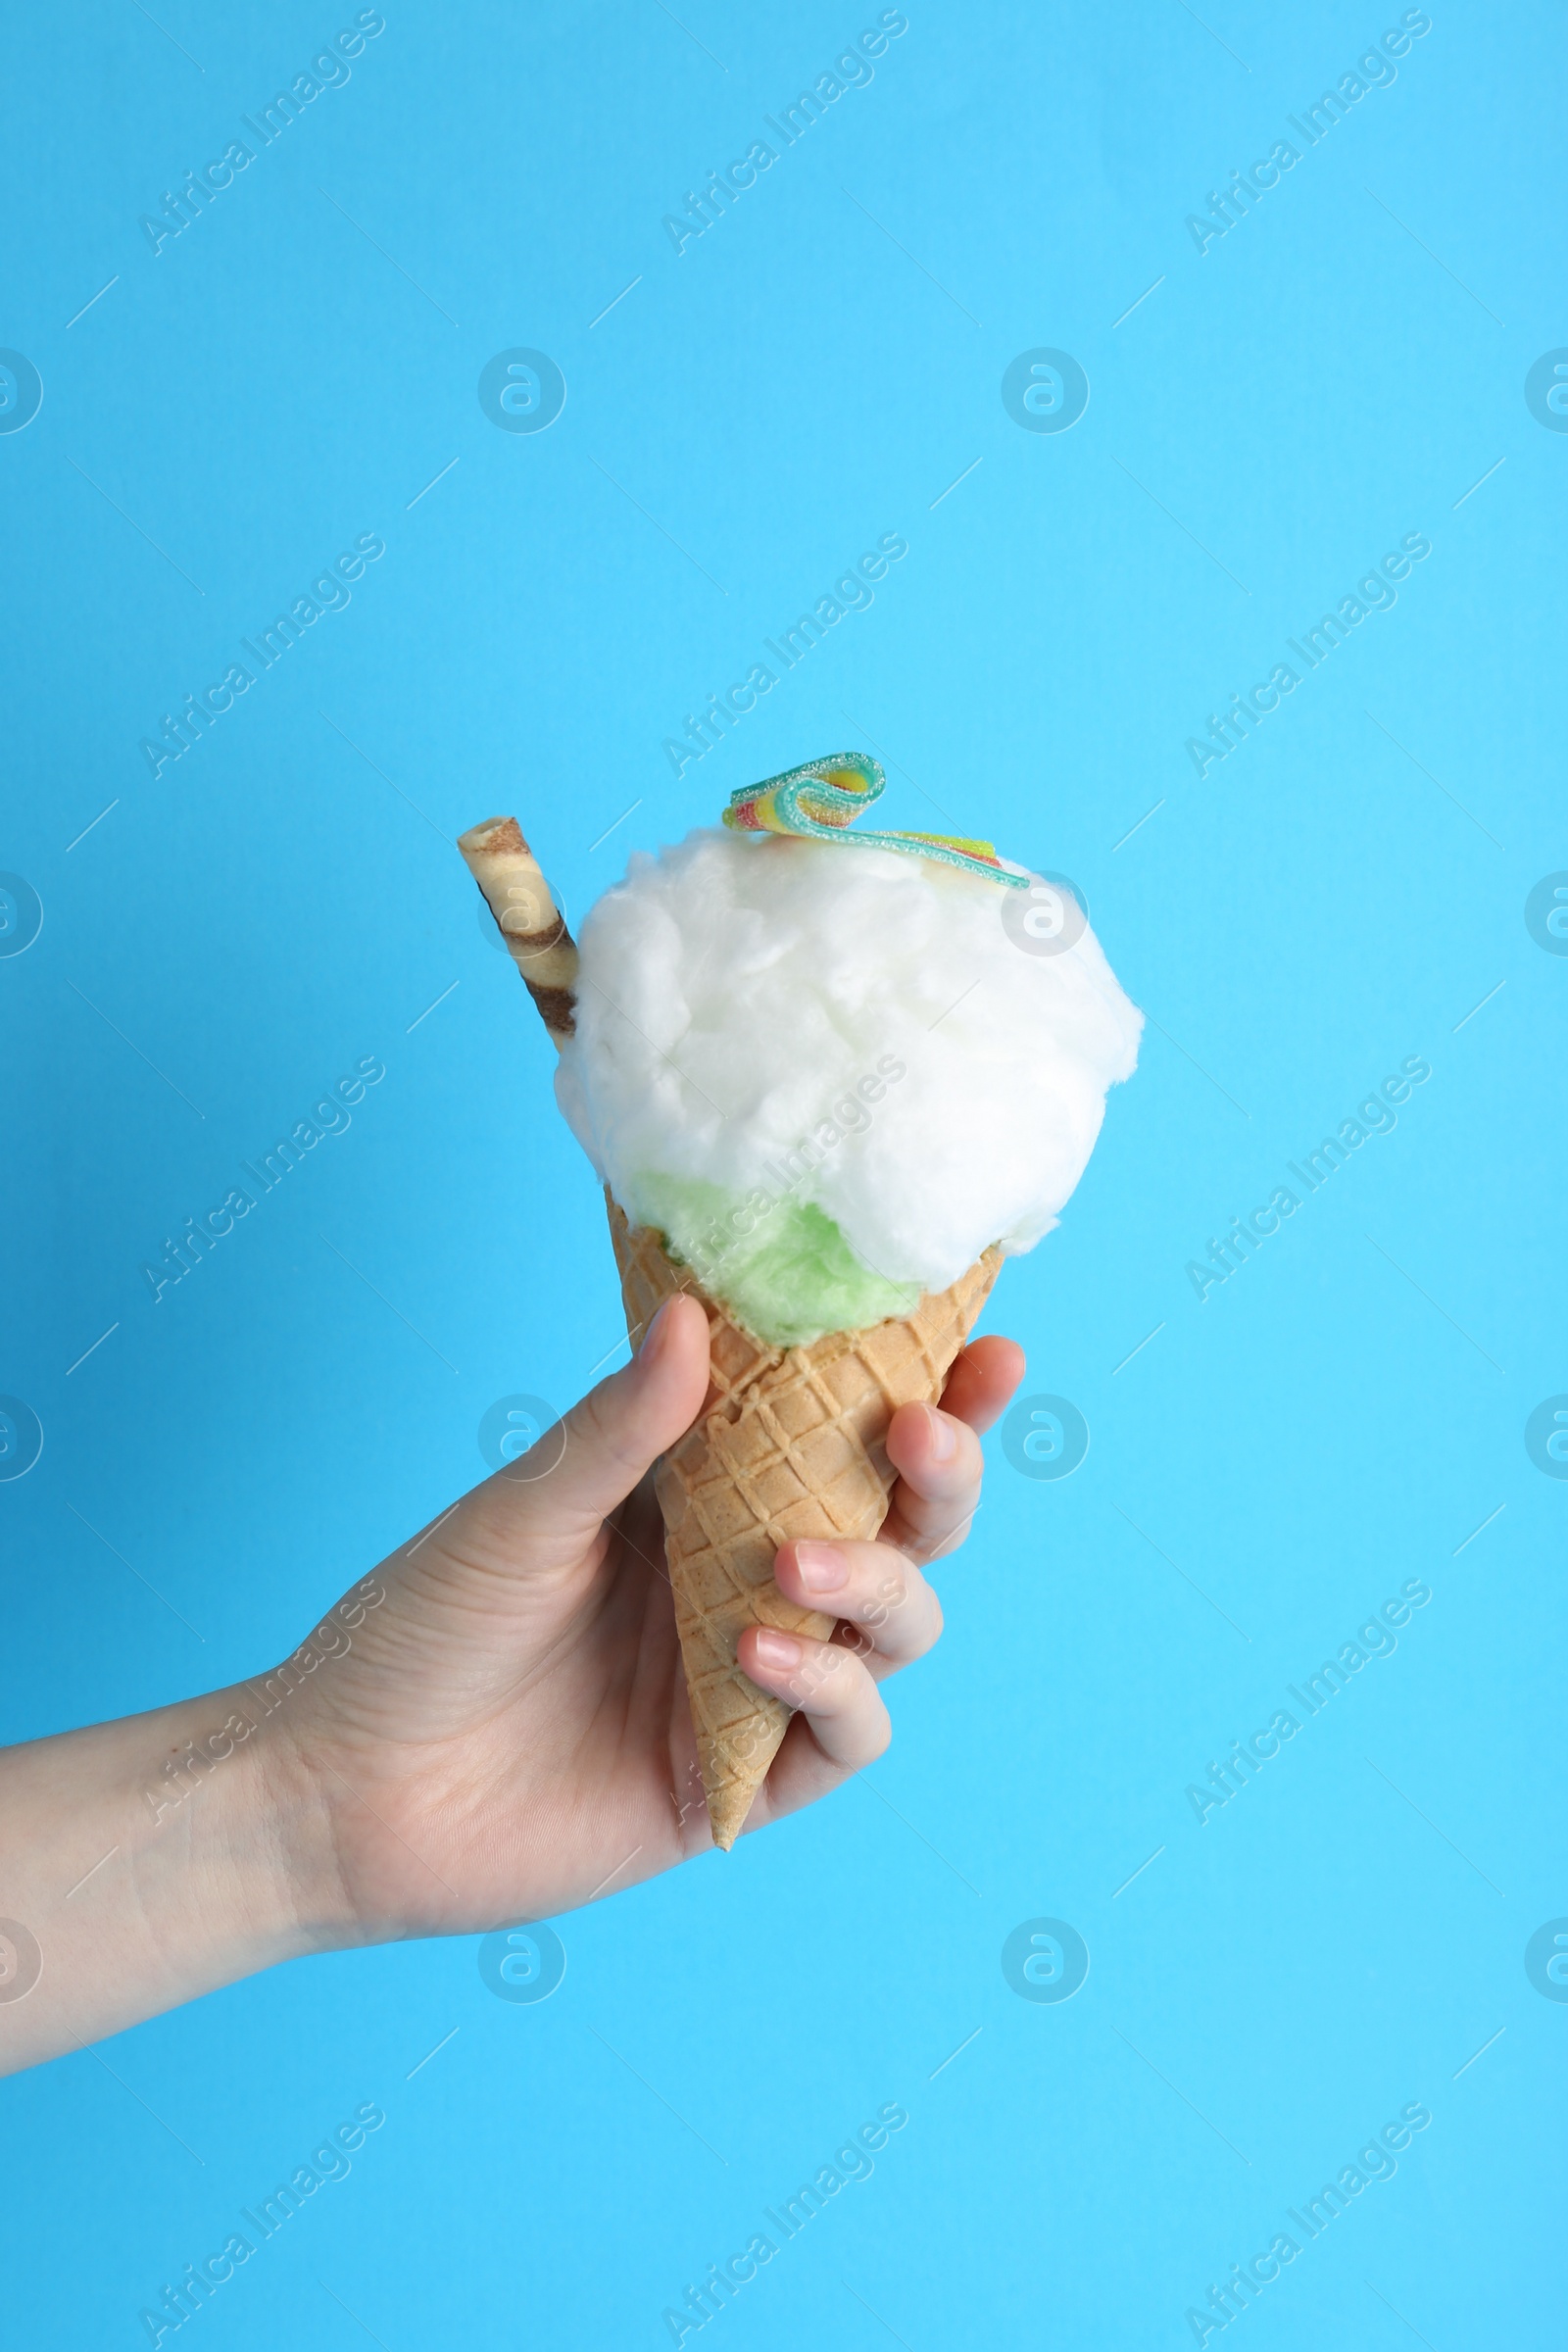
[2, 2, 1563, 2344]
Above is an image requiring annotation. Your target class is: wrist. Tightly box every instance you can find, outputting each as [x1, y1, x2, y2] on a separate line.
[0, 1682, 350, 2076]
[95, 1680, 338, 2002]
[166, 1679, 359, 1963]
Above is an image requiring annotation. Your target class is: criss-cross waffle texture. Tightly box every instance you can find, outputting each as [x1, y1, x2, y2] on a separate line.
[607, 1198, 1003, 1848]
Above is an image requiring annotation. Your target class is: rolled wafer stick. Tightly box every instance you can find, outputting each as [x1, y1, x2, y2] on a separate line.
[458, 816, 578, 1044]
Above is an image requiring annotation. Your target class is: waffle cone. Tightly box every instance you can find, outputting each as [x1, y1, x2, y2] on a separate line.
[607, 1199, 1003, 1849]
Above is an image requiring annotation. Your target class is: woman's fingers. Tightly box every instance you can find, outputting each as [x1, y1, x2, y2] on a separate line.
[881, 1400, 982, 1562]
[735, 1537, 937, 1831]
[938, 1334, 1027, 1435]
[733, 1637, 883, 1778]
[741, 1529, 944, 1825]
[772, 1538, 939, 1674]
[733, 1334, 1027, 1836]
[881, 1335, 1026, 1562]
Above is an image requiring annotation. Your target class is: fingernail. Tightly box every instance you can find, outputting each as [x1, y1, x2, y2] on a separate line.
[753, 1628, 802, 1670]
[793, 1542, 847, 1594]
[925, 1404, 957, 1463]
[639, 1298, 674, 1365]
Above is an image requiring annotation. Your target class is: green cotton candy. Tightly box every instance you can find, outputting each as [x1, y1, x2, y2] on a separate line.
[631, 1172, 921, 1348]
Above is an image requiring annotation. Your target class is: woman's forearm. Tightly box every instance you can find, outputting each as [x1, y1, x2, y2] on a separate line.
[0, 1686, 330, 2076]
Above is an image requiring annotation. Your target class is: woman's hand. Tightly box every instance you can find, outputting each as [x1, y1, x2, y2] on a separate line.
[272, 1296, 1025, 1941]
[0, 1296, 1022, 2074]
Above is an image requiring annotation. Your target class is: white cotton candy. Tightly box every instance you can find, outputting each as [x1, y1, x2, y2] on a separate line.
[554, 826, 1142, 1295]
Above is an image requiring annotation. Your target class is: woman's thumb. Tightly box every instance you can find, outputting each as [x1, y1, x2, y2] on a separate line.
[494, 1294, 711, 1536]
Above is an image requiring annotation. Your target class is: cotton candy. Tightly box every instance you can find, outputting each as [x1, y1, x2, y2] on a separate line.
[554, 826, 1142, 1330]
